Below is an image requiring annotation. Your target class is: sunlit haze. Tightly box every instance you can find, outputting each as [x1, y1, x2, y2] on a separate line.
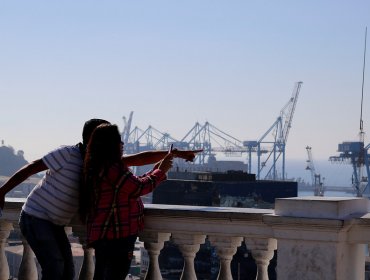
[1, 1, 369, 186]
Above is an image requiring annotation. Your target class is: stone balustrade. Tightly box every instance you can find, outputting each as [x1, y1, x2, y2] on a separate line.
[1, 196, 370, 280]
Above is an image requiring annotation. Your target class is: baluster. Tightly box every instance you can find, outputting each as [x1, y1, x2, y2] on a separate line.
[18, 237, 38, 280]
[171, 233, 206, 280]
[0, 221, 13, 280]
[245, 238, 277, 280]
[78, 245, 95, 280]
[71, 224, 95, 280]
[208, 235, 243, 280]
[139, 231, 171, 280]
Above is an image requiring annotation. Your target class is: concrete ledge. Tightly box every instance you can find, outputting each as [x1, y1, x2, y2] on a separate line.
[274, 196, 370, 219]
[144, 203, 274, 220]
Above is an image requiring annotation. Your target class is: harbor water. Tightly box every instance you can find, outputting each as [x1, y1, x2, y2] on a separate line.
[298, 188, 356, 198]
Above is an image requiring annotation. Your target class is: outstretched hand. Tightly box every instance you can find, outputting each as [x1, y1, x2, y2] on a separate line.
[174, 149, 203, 162]
[157, 153, 174, 173]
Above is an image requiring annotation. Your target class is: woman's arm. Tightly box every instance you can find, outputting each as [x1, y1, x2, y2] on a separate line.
[123, 153, 174, 197]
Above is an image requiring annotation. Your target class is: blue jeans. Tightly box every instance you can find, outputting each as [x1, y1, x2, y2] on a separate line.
[93, 235, 137, 280]
[19, 211, 75, 280]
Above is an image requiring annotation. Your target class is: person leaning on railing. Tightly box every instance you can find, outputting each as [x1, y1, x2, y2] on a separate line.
[79, 123, 183, 280]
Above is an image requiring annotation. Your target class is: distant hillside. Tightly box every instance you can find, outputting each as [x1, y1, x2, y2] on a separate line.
[0, 145, 29, 176]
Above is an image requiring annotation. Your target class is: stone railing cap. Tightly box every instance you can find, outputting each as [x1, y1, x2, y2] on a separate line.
[275, 196, 370, 219]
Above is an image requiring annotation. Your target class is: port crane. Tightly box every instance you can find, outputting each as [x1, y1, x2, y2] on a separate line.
[179, 121, 246, 165]
[121, 111, 134, 144]
[243, 81, 303, 180]
[121, 81, 302, 179]
[329, 27, 370, 197]
[305, 146, 324, 196]
[124, 124, 180, 154]
[329, 142, 370, 197]
[123, 118, 247, 165]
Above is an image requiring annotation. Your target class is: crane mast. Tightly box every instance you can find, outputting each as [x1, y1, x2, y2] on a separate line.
[122, 111, 134, 144]
[281, 82, 302, 144]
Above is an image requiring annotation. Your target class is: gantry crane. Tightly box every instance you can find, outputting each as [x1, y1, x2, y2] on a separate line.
[329, 142, 370, 197]
[121, 81, 302, 180]
[180, 121, 246, 165]
[124, 125, 179, 154]
[305, 146, 324, 196]
[329, 28, 369, 197]
[123, 119, 247, 165]
[243, 81, 303, 180]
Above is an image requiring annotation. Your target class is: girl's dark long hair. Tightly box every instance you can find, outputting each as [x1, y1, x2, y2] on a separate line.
[79, 124, 122, 222]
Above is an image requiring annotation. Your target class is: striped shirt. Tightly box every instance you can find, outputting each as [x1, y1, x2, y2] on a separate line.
[86, 163, 166, 245]
[22, 145, 82, 225]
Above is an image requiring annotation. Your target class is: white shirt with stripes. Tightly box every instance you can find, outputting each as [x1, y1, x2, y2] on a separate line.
[22, 145, 82, 225]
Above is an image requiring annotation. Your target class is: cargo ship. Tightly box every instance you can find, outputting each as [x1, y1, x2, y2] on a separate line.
[153, 170, 297, 209]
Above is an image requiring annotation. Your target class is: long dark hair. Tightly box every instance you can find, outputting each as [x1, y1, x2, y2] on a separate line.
[79, 123, 122, 222]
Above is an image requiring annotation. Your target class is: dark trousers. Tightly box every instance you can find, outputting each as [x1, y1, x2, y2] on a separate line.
[19, 211, 75, 280]
[93, 235, 137, 280]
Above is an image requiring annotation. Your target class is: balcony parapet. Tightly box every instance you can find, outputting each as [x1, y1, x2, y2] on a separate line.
[266, 196, 370, 280]
[1, 196, 370, 280]
[141, 204, 274, 279]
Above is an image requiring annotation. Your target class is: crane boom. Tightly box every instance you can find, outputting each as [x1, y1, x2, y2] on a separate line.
[281, 81, 302, 143]
[305, 146, 316, 185]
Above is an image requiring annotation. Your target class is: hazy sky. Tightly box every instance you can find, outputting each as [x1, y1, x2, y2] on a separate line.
[1, 1, 369, 180]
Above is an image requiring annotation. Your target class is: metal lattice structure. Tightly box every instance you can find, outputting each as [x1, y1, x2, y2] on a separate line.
[121, 81, 302, 180]
[124, 124, 180, 154]
[243, 81, 303, 180]
[329, 28, 369, 197]
[329, 142, 370, 196]
[179, 121, 246, 165]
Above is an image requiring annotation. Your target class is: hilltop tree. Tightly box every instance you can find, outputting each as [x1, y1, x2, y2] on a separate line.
[0, 145, 29, 176]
